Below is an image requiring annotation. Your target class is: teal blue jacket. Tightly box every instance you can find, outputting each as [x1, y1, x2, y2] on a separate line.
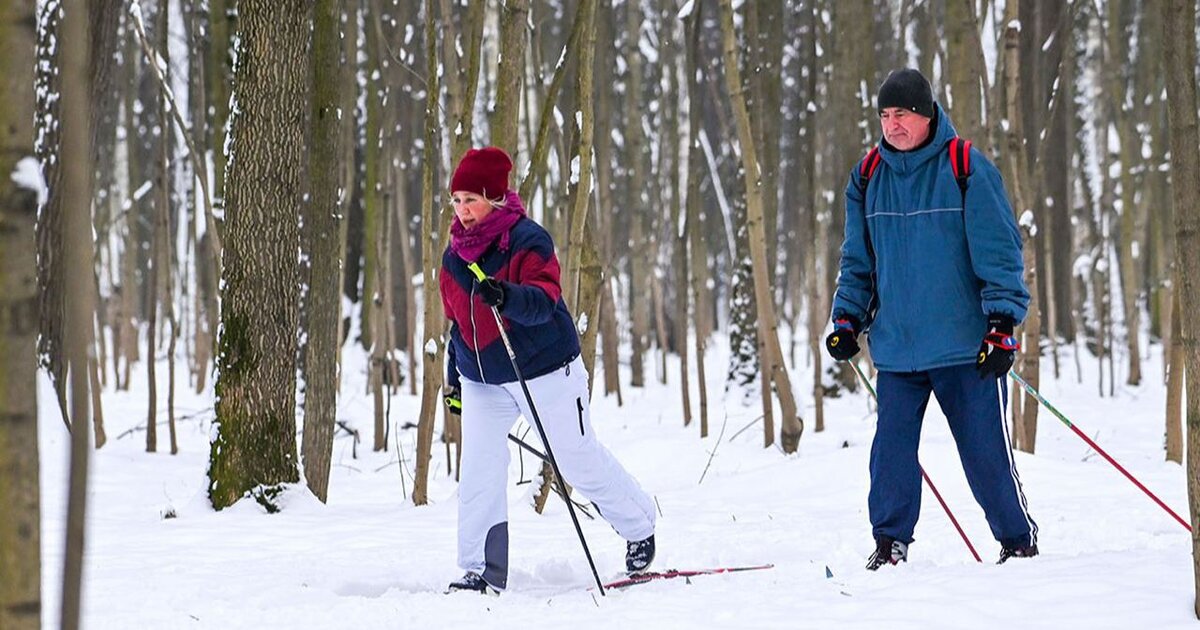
[832, 105, 1029, 372]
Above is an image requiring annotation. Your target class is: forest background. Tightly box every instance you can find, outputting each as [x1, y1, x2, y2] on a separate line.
[3, 0, 1200, 627]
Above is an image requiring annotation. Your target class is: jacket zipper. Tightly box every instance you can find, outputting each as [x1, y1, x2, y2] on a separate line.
[469, 279, 487, 383]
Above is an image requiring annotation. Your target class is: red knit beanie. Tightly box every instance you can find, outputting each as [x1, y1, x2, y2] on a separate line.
[450, 147, 512, 200]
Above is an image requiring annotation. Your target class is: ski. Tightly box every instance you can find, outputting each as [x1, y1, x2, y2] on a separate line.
[599, 564, 775, 590]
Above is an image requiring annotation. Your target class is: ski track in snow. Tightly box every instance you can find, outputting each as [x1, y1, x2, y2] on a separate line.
[36, 341, 1196, 629]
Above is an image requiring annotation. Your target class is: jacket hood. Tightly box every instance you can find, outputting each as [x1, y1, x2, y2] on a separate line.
[877, 103, 958, 175]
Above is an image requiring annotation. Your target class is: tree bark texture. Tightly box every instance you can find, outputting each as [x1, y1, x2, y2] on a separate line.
[413, 0, 446, 507]
[1160, 0, 1200, 617]
[209, 0, 307, 510]
[302, 0, 346, 504]
[1166, 280, 1184, 464]
[945, 0, 989, 152]
[0, 4, 41, 627]
[60, 0, 95, 625]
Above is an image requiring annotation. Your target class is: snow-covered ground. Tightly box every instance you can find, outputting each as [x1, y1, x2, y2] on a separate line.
[37, 340, 1195, 629]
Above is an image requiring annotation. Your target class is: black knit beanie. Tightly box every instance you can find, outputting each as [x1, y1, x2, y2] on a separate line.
[877, 68, 935, 119]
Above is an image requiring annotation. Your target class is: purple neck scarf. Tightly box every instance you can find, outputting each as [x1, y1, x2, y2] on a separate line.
[449, 191, 528, 263]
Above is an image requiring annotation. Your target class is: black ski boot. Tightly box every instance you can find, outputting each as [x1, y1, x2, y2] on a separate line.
[626, 535, 656, 574]
[865, 536, 908, 570]
[997, 543, 1039, 564]
[447, 572, 500, 595]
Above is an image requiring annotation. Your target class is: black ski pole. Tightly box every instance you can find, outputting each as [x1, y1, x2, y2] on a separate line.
[508, 433, 549, 461]
[467, 263, 607, 596]
[847, 360, 983, 563]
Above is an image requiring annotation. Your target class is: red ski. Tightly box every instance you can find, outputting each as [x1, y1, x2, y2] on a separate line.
[600, 564, 775, 590]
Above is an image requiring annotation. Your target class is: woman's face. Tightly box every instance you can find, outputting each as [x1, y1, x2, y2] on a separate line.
[451, 191, 495, 230]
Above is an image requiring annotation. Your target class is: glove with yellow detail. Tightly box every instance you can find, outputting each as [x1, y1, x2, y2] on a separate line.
[825, 315, 862, 362]
[977, 314, 1019, 379]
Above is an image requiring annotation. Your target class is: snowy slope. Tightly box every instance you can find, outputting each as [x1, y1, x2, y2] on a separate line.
[37, 341, 1195, 629]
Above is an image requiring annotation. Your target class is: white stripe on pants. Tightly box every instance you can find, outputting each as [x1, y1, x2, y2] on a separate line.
[457, 356, 656, 585]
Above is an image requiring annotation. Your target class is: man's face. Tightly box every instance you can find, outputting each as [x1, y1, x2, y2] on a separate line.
[880, 107, 932, 151]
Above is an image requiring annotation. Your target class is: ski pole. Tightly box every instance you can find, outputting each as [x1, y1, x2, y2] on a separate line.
[507, 433, 598, 520]
[848, 360, 984, 563]
[508, 433, 548, 461]
[1009, 371, 1192, 532]
[467, 263, 607, 596]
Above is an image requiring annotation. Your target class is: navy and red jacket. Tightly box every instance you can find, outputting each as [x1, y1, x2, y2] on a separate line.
[440, 217, 580, 389]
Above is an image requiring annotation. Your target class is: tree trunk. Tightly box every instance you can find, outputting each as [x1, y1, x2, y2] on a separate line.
[683, 0, 707, 436]
[668, 28, 691, 426]
[119, 38, 140, 389]
[578, 222, 605, 385]
[158, 0, 178, 457]
[750, 0, 783, 290]
[1003, 2, 1040, 454]
[394, 165, 418, 399]
[1160, 0, 1200, 617]
[89, 357, 106, 448]
[794, 0, 822, 433]
[208, 0, 235, 211]
[208, 0, 307, 511]
[35, 1, 69, 427]
[491, 0, 528, 157]
[360, 0, 382, 353]
[413, 0, 447, 507]
[302, 0, 346, 504]
[624, 0, 649, 390]
[945, 0, 990, 152]
[187, 0, 213, 394]
[448, 0, 485, 166]
[718, 0, 803, 452]
[1166, 279, 1184, 463]
[566, 0, 599, 360]
[146, 0, 172, 455]
[1106, 0, 1142, 387]
[0, 3, 41, 626]
[60, 0, 94, 624]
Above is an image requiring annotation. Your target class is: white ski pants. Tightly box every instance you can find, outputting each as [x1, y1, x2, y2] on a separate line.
[457, 356, 656, 589]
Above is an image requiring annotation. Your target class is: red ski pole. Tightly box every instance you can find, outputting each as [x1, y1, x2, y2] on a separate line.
[848, 361, 984, 563]
[1009, 371, 1192, 532]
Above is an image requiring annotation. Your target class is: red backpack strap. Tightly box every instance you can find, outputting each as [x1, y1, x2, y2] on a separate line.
[856, 146, 883, 196]
[948, 137, 971, 201]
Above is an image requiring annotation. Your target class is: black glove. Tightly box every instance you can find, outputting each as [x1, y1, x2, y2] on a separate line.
[977, 314, 1019, 379]
[478, 278, 506, 309]
[443, 385, 462, 416]
[825, 315, 862, 361]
